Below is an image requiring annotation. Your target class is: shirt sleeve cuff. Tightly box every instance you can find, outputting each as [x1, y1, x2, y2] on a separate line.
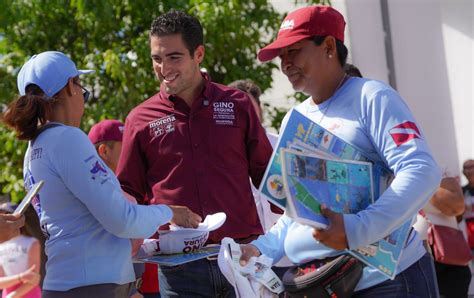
[250, 239, 266, 257]
[157, 205, 173, 225]
[344, 213, 362, 250]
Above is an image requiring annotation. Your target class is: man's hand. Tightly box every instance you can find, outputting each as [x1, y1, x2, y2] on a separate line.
[169, 205, 202, 228]
[312, 204, 348, 250]
[239, 244, 261, 266]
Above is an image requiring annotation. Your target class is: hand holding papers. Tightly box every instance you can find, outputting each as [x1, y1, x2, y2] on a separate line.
[280, 148, 374, 230]
[137, 246, 221, 266]
[259, 109, 408, 279]
[136, 213, 226, 266]
[159, 212, 226, 254]
[311, 204, 349, 250]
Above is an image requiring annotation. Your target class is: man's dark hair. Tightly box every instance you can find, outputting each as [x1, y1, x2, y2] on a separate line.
[150, 10, 203, 56]
[311, 36, 348, 67]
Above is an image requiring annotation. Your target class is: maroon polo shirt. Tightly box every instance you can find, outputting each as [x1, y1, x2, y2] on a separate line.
[116, 78, 273, 243]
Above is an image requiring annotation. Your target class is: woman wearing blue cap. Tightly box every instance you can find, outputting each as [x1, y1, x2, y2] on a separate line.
[2, 51, 201, 297]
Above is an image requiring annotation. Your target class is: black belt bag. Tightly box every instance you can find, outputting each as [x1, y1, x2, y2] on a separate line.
[282, 255, 363, 298]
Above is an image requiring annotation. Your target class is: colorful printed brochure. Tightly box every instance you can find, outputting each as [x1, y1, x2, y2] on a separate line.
[281, 148, 374, 229]
[260, 109, 392, 207]
[259, 108, 410, 279]
[351, 220, 413, 279]
[136, 245, 220, 266]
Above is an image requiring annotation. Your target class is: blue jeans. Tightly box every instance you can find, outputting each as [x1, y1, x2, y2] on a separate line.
[42, 283, 132, 298]
[158, 258, 235, 297]
[353, 253, 439, 298]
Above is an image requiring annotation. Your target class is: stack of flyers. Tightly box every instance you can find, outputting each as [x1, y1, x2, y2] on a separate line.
[259, 108, 411, 279]
[280, 148, 374, 229]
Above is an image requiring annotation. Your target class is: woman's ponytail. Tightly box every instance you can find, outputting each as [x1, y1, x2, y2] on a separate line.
[2, 84, 54, 140]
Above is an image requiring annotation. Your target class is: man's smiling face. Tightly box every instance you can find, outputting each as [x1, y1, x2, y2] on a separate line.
[150, 33, 203, 98]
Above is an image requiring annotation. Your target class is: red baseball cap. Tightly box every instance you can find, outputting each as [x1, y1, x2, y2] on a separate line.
[88, 119, 124, 144]
[258, 5, 346, 62]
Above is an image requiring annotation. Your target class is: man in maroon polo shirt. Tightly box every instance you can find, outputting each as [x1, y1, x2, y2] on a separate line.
[116, 9, 273, 297]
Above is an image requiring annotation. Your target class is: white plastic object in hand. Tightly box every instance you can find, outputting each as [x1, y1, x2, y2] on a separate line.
[141, 239, 159, 256]
[158, 212, 227, 254]
[217, 237, 284, 297]
[158, 229, 209, 254]
[169, 212, 227, 232]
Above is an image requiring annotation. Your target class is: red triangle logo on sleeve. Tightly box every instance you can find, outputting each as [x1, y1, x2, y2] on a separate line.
[389, 121, 421, 147]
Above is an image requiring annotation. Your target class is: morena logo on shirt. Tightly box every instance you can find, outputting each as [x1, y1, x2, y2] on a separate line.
[149, 115, 176, 137]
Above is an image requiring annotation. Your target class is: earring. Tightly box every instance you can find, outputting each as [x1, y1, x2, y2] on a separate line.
[328, 54, 333, 58]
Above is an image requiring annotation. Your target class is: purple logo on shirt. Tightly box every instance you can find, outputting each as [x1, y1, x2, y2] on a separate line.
[91, 160, 107, 175]
[89, 159, 109, 180]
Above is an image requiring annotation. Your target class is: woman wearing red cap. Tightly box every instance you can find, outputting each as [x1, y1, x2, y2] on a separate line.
[241, 5, 441, 297]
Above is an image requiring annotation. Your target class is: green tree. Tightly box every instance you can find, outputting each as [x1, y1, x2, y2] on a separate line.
[0, 0, 327, 200]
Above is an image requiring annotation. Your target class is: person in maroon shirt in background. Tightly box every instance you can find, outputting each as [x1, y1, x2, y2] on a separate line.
[116, 9, 273, 297]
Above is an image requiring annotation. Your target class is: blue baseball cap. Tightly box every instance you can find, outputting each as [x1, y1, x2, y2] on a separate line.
[17, 51, 94, 97]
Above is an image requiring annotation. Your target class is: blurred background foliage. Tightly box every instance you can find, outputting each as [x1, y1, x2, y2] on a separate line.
[0, 0, 327, 201]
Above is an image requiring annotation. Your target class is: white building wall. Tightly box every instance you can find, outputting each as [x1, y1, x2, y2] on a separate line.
[439, 0, 473, 177]
[341, 0, 389, 83]
[387, 0, 470, 176]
